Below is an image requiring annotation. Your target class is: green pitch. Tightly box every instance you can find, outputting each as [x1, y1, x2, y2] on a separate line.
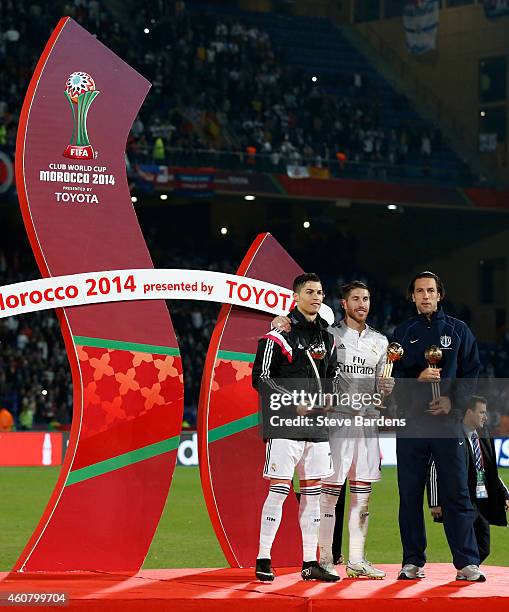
[0, 466, 507, 571]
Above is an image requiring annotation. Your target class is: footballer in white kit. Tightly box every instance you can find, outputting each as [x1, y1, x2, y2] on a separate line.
[273, 281, 394, 580]
[327, 317, 388, 486]
[321, 281, 393, 579]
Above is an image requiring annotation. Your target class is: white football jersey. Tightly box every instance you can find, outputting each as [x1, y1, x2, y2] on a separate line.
[329, 319, 388, 413]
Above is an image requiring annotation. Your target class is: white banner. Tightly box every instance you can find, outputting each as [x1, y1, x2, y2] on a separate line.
[286, 165, 310, 179]
[403, 0, 439, 55]
[0, 269, 335, 324]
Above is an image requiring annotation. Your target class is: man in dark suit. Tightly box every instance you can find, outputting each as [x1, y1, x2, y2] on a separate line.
[427, 396, 509, 563]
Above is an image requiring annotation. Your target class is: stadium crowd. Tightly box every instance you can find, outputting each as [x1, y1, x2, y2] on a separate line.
[0, 248, 73, 431]
[127, 6, 438, 171]
[124, 3, 444, 176]
[1, 0, 446, 180]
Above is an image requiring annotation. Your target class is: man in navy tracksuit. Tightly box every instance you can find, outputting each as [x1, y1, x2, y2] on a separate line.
[393, 271, 485, 582]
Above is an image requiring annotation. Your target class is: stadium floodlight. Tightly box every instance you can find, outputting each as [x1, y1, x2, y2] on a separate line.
[221, 227, 228, 235]
[303, 220, 311, 228]
[244, 194, 256, 201]
[41, 389, 48, 396]
[131, 196, 138, 203]
[160, 194, 168, 200]
[144, 28, 150, 34]
[311, 76, 318, 83]
[480, 111, 486, 117]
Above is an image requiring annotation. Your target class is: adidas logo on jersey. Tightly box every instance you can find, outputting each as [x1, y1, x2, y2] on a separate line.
[337, 343, 346, 349]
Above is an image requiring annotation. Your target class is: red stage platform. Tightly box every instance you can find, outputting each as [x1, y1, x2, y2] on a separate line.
[1, 564, 508, 611]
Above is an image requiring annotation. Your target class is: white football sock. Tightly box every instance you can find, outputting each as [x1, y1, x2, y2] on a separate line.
[318, 485, 342, 565]
[348, 483, 372, 563]
[257, 483, 290, 559]
[299, 485, 322, 563]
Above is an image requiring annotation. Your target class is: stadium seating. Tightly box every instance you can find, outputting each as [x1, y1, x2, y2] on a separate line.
[0, 1, 480, 185]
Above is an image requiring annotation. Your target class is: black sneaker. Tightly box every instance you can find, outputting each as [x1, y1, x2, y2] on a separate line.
[255, 558, 275, 581]
[301, 560, 340, 582]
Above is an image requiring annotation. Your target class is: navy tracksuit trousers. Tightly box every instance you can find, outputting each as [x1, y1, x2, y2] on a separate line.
[397, 435, 479, 569]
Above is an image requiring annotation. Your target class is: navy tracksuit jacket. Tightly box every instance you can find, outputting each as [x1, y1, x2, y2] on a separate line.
[392, 307, 481, 569]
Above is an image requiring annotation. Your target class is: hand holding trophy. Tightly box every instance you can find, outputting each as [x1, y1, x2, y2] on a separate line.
[383, 342, 404, 378]
[379, 342, 403, 406]
[424, 345, 443, 400]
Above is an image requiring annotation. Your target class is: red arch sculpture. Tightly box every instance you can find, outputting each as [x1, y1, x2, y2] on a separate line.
[14, 18, 183, 572]
[198, 233, 304, 568]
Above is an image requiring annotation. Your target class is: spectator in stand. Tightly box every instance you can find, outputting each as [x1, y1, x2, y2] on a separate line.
[421, 133, 431, 157]
[18, 397, 35, 431]
[0, 405, 14, 431]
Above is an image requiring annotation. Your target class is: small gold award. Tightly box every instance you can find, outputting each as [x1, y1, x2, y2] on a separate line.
[425, 345, 443, 400]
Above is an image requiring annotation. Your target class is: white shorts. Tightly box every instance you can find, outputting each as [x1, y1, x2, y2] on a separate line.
[324, 422, 381, 485]
[263, 439, 333, 481]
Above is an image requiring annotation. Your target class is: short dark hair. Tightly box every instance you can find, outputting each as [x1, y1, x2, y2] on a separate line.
[340, 280, 369, 299]
[466, 395, 488, 411]
[293, 273, 321, 293]
[407, 271, 445, 300]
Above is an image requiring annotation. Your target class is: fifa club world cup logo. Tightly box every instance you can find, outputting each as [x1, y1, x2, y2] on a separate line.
[63, 72, 100, 159]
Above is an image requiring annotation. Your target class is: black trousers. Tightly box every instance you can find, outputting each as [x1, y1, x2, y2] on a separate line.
[473, 505, 490, 564]
[397, 436, 479, 569]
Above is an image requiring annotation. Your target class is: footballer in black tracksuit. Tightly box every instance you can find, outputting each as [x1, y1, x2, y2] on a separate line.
[251, 302, 341, 583]
[392, 306, 480, 570]
[252, 306, 337, 445]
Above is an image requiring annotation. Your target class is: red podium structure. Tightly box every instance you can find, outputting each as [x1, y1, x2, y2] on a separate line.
[1, 565, 508, 611]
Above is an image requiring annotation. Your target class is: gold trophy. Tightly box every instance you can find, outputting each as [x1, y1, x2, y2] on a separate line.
[425, 345, 443, 400]
[379, 342, 403, 407]
[383, 342, 404, 378]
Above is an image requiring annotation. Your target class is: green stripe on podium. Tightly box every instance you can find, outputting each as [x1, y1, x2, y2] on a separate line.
[73, 335, 180, 356]
[66, 435, 180, 486]
[216, 350, 255, 362]
[208, 413, 259, 442]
